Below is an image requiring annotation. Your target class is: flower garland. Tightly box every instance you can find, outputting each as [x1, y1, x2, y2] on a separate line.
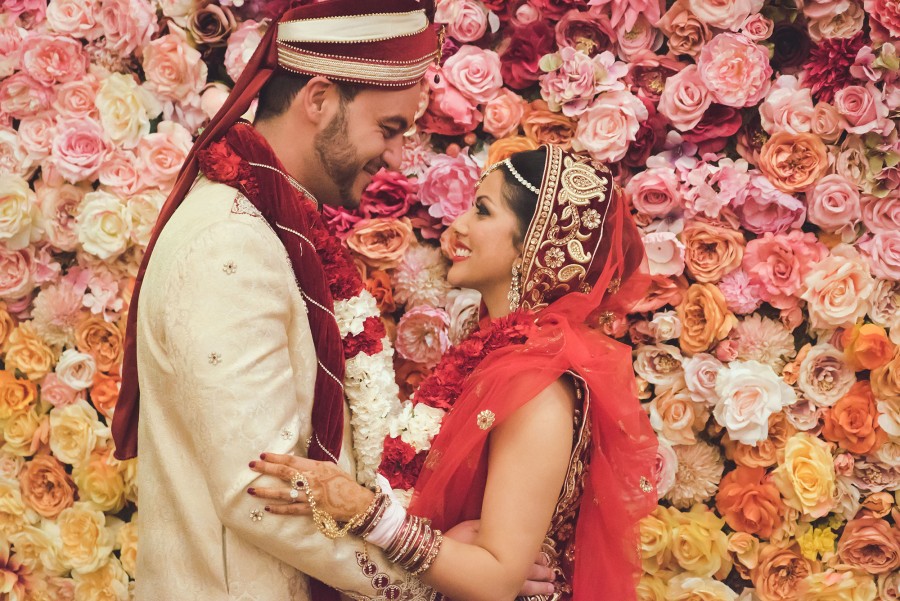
[378, 311, 533, 499]
[199, 137, 398, 487]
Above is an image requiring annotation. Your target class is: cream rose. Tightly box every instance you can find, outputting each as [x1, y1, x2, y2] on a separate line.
[666, 574, 739, 601]
[95, 72, 162, 149]
[0, 174, 41, 251]
[72, 447, 128, 513]
[55, 348, 97, 392]
[797, 343, 856, 407]
[773, 433, 836, 519]
[76, 190, 132, 260]
[127, 190, 165, 249]
[671, 504, 732, 578]
[117, 517, 137, 578]
[801, 244, 875, 330]
[799, 570, 878, 601]
[49, 399, 110, 467]
[713, 360, 796, 446]
[56, 502, 115, 574]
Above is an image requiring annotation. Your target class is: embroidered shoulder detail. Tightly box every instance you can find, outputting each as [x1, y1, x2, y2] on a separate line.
[231, 193, 263, 219]
[337, 552, 444, 601]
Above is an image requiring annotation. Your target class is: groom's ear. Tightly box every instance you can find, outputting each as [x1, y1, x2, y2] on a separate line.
[294, 76, 338, 127]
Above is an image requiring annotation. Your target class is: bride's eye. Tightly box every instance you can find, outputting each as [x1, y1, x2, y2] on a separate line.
[475, 200, 489, 216]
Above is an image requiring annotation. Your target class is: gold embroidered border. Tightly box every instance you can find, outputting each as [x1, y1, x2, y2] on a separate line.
[276, 43, 437, 84]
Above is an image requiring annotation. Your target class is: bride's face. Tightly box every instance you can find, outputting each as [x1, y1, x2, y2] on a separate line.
[446, 170, 523, 296]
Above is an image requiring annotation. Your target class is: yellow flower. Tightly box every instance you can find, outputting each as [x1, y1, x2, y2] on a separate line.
[640, 505, 677, 573]
[671, 504, 732, 579]
[801, 570, 878, 601]
[773, 433, 836, 519]
[3, 322, 57, 381]
[796, 523, 838, 562]
[72, 554, 129, 601]
[57, 503, 115, 574]
[666, 573, 738, 601]
[72, 446, 128, 513]
[637, 573, 668, 601]
[117, 516, 138, 579]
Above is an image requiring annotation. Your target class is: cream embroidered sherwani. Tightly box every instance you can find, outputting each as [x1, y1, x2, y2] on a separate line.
[135, 176, 425, 600]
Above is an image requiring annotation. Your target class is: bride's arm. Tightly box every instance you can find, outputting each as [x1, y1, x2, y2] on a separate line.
[251, 379, 575, 601]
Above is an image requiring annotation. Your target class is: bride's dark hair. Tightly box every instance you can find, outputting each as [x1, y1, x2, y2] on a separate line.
[498, 147, 547, 242]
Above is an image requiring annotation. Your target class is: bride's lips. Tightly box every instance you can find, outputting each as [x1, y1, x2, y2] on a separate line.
[450, 240, 471, 263]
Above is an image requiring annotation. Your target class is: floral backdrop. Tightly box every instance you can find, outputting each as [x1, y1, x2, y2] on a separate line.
[1, 0, 900, 599]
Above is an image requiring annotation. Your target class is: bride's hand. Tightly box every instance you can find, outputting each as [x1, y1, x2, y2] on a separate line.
[248, 453, 374, 521]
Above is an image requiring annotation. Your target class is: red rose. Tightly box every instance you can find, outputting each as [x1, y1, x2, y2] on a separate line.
[530, 0, 582, 20]
[360, 170, 418, 219]
[682, 104, 743, 155]
[379, 437, 427, 489]
[623, 101, 666, 168]
[500, 21, 555, 90]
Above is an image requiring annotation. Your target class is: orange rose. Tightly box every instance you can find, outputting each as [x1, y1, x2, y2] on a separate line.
[365, 270, 396, 314]
[485, 135, 539, 165]
[0, 302, 14, 347]
[682, 220, 746, 283]
[715, 466, 786, 539]
[726, 412, 797, 469]
[394, 358, 430, 403]
[871, 346, 900, 405]
[657, 0, 712, 58]
[837, 516, 900, 575]
[822, 380, 887, 454]
[0, 370, 37, 421]
[860, 492, 894, 519]
[75, 317, 124, 373]
[522, 100, 577, 149]
[89, 372, 120, 420]
[18, 454, 76, 519]
[345, 218, 414, 270]
[751, 543, 814, 601]
[677, 283, 737, 354]
[4, 323, 57, 380]
[633, 274, 690, 313]
[841, 323, 895, 371]
[758, 132, 829, 193]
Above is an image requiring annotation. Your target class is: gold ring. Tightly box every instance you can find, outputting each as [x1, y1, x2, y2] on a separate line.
[290, 472, 307, 490]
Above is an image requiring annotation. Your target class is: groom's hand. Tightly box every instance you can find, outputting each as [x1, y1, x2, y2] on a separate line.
[445, 520, 556, 596]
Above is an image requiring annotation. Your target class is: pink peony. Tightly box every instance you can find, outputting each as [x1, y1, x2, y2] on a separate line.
[572, 90, 648, 162]
[614, 15, 664, 62]
[731, 173, 806, 235]
[360, 170, 418, 220]
[50, 118, 111, 184]
[418, 153, 479, 226]
[697, 32, 773, 108]
[20, 33, 87, 87]
[95, 0, 158, 57]
[865, 0, 900, 42]
[657, 64, 713, 132]
[419, 66, 482, 136]
[858, 232, 900, 281]
[0, 72, 55, 120]
[806, 174, 861, 238]
[554, 8, 617, 56]
[443, 45, 504, 105]
[395, 305, 451, 368]
[436, 0, 489, 43]
[833, 83, 891, 135]
[718, 269, 763, 314]
[743, 231, 828, 310]
[625, 167, 682, 218]
[482, 88, 525, 139]
[2, 0, 46, 25]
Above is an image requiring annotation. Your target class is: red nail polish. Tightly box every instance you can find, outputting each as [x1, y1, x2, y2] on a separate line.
[249, 461, 256, 468]
[248, 488, 256, 495]
[260, 453, 267, 460]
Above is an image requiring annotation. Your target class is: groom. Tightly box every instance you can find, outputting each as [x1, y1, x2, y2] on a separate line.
[111, 1, 444, 599]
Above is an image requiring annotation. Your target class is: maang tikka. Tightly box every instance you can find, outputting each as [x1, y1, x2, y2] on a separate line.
[508, 263, 522, 311]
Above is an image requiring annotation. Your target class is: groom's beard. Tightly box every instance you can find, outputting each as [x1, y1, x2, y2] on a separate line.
[314, 103, 364, 206]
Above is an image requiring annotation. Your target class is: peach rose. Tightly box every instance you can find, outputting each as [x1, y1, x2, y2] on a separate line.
[482, 89, 525, 139]
[118, 518, 138, 578]
[810, 102, 847, 143]
[834, 84, 890, 135]
[860, 492, 894, 518]
[89, 372, 120, 420]
[726, 411, 797, 469]
[136, 120, 193, 190]
[666, 574, 738, 601]
[758, 132, 829, 193]
[716, 466, 785, 539]
[0, 302, 13, 348]
[346, 218, 414, 270]
[141, 29, 207, 102]
[75, 317, 124, 374]
[522, 99, 577, 149]
[648, 385, 709, 445]
[742, 13, 775, 40]
[822, 381, 887, 455]
[677, 283, 737, 355]
[801, 245, 875, 330]
[485, 135, 539, 165]
[633, 274, 690, 313]
[657, 0, 712, 58]
[0, 369, 37, 421]
[658, 64, 713, 132]
[872, 347, 900, 411]
[4, 322, 57, 381]
[773, 433, 836, 519]
[751, 543, 813, 601]
[19, 454, 75, 519]
[841, 323, 894, 371]
[682, 220, 746, 283]
[799, 570, 879, 601]
[687, 0, 764, 30]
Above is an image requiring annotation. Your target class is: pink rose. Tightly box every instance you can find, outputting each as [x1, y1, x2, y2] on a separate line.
[657, 64, 712, 131]
[573, 90, 648, 162]
[653, 439, 678, 498]
[625, 167, 682, 218]
[0, 127, 33, 178]
[436, 0, 489, 43]
[17, 112, 57, 164]
[321, 205, 363, 240]
[46, 0, 100, 38]
[833, 84, 891, 135]
[136, 121, 193, 191]
[418, 153, 479, 226]
[443, 45, 503, 105]
[0, 246, 34, 300]
[802, 244, 876, 330]
[864, 0, 900, 42]
[419, 66, 482, 136]
[683, 352, 725, 405]
[759, 75, 815, 135]
[807, 174, 862, 238]
[731, 173, 806, 235]
[614, 15, 663, 62]
[743, 231, 828, 309]
[98, 149, 143, 196]
[0, 72, 55, 120]
[0, 23, 25, 79]
[360, 170, 418, 219]
[95, 0, 158, 57]
[395, 305, 451, 368]
[224, 20, 265, 83]
[643, 231, 686, 277]
[687, 0, 764, 30]
[40, 374, 81, 409]
[142, 29, 207, 102]
[697, 32, 773, 108]
[482, 88, 525, 138]
[35, 181, 85, 252]
[811, 101, 847, 143]
[20, 34, 87, 87]
[741, 13, 774, 40]
[861, 194, 900, 235]
[52, 76, 100, 120]
[858, 232, 900, 281]
[3, 0, 45, 26]
[50, 118, 111, 184]
[200, 82, 231, 120]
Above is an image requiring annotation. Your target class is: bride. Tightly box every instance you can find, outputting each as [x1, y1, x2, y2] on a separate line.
[248, 144, 659, 601]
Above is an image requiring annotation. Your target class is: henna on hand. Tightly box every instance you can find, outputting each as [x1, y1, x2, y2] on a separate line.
[306, 462, 375, 522]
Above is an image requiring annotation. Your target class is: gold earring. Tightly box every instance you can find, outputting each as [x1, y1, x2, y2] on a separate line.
[508, 264, 522, 311]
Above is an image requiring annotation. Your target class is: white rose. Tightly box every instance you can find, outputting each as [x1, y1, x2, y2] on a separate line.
[633, 343, 685, 389]
[95, 72, 162, 149]
[713, 359, 797, 445]
[0, 174, 42, 251]
[76, 190, 131, 260]
[683, 353, 724, 406]
[127, 190, 165, 248]
[797, 343, 856, 407]
[666, 573, 738, 601]
[649, 310, 682, 341]
[55, 349, 96, 391]
[49, 400, 110, 467]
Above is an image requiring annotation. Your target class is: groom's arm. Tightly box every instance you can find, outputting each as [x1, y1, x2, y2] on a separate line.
[164, 213, 433, 598]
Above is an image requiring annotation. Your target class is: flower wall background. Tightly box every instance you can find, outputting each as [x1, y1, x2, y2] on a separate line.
[1, 0, 900, 598]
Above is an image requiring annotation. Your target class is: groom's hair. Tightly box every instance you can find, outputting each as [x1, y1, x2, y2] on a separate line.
[256, 73, 362, 122]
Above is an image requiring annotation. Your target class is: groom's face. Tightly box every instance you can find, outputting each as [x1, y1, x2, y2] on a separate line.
[313, 85, 422, 208]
